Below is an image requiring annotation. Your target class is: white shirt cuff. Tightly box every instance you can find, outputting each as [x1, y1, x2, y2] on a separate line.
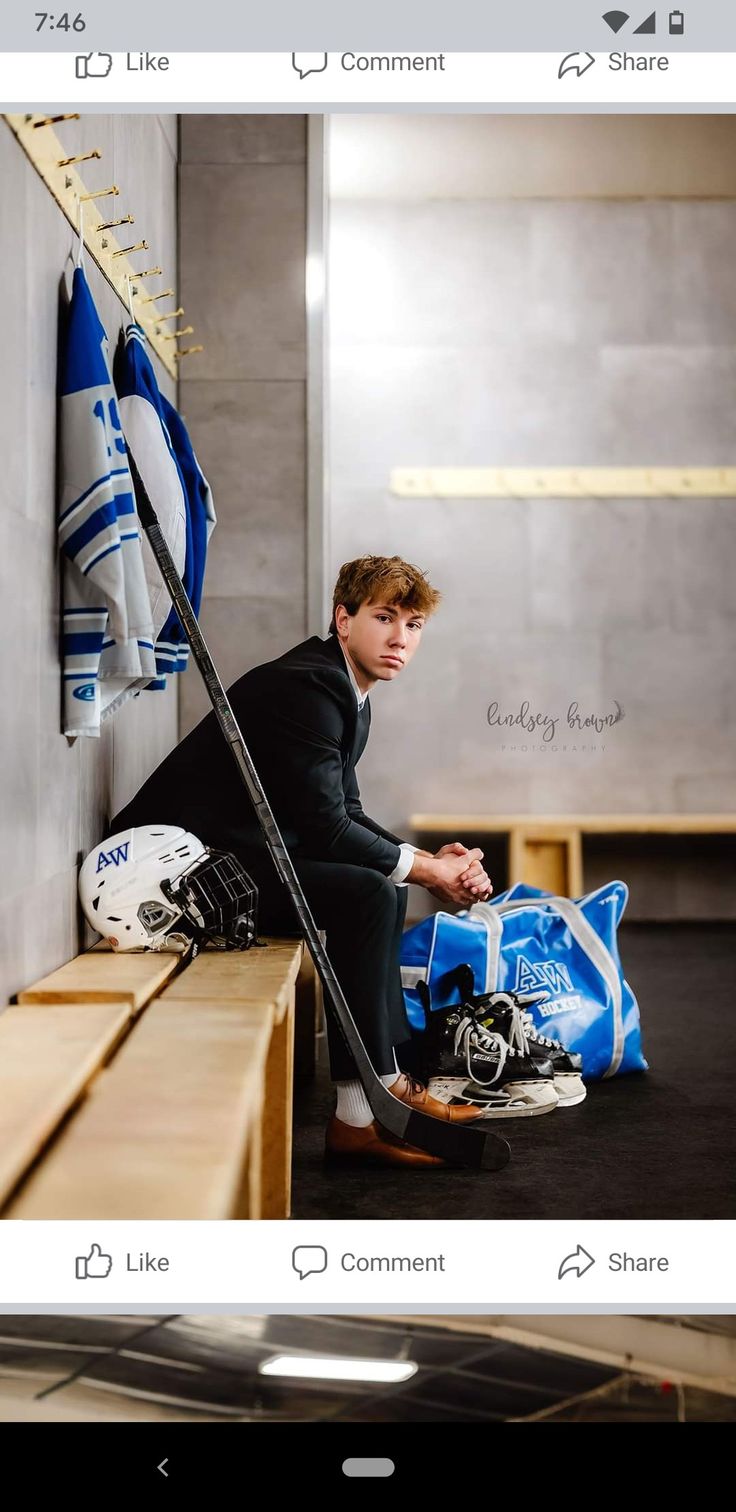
[389, 843, 418, 886]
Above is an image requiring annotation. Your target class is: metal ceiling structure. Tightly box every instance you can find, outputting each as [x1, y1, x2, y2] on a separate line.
[384, 1315, 736, 1397]
[0, 1314, 734, 1422]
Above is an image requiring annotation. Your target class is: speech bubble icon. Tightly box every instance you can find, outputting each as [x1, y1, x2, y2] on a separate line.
[292, 1244, 328, 1280]
[292, 51, 328, 80]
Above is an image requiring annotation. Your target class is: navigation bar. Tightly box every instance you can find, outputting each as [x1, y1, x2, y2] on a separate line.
[2, 52, 736, 107]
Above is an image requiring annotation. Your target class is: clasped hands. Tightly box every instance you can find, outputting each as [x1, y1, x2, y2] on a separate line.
[408, 841, 493, 908]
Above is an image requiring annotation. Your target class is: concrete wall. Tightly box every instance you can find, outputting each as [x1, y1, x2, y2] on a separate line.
[0, 115, 179, 1004]
[328, 115, 736, 917]
[178, 116, 308, 735]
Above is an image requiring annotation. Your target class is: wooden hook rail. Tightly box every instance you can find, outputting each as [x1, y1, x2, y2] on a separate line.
[4, 113, 206, 381]
[391, 466, 736, 500]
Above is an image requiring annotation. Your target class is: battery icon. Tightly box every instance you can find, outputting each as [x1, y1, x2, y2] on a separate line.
[669, 9, 685, 33]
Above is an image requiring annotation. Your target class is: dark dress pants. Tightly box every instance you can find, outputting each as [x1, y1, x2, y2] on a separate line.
[235, 850, 412, 1081]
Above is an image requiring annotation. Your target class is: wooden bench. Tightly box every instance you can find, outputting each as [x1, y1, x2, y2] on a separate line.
[0, 937, 317, 1221]
[410, 813, 736, 897]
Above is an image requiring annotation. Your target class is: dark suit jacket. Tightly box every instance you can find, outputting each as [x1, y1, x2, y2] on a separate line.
[111, 634, 404, 875]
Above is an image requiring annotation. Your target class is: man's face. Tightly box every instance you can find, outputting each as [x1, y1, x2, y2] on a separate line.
[336, 600, 425, 685]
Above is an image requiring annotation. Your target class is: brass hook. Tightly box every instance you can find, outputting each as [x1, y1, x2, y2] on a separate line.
[96, 215, 135, 231]
[128, 270, 163, 294]
[78, 185, 120, 201]
[141, 288, 174, 303]
[112, 240, 150, 258]
[147, 307, 184, 323]
[162, 326, 194, 340]
[173, 346, 204, 359]
[33, 112, 80, 128]
[57, 149, 102, 167]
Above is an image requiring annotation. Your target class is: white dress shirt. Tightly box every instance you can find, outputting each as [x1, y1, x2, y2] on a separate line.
[338, 641, 416, 885]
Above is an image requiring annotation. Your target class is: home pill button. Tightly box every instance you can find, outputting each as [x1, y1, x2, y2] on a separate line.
[342, 1459, 395, 1478]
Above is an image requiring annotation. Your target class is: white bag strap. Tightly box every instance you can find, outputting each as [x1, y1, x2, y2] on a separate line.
[400, 965, 428, 990]
[468, 901, 503, 994]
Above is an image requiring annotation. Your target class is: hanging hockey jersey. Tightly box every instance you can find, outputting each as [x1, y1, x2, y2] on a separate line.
[159, 393, 217, 673]
[59, 266, 156, 737]
[114, 323, 188, 682]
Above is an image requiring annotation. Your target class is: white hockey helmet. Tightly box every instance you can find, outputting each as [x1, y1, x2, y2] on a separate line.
[78, 825, 258, 952]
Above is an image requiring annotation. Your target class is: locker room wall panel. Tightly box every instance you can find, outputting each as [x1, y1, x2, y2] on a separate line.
[0, 511, 42, 898]
[179, 380, 306, 599]
[0, 872, 78, 1010]
[598, 347, 736, 465]
[0, 116, 179, 1011]
[178, 163, 307, 384]
[157, 112, 178, 157]
[112, 114, 178, 320]
[328, 116, 736, 920]
[180, 113, 305, 166]
[178, 116, 309, 740]
[1, 125, 28, 527]
[179, 595, 307, 738]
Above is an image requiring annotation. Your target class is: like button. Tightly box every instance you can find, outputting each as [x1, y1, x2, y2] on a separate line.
[75, 1242, 113, 1279]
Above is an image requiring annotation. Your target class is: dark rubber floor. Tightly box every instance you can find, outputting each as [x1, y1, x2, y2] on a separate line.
[292, 924, 736, 1220]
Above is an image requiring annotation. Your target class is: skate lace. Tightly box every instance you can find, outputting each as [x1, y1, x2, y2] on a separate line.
[453, 1007, 538, 1087]
[471, 992, 530, 1055]
[520, 1010, 561, 1051]
[452, 1015, 507, 1086]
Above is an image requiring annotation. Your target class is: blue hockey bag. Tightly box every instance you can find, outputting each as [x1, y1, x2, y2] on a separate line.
[400, 880, 646, 1080]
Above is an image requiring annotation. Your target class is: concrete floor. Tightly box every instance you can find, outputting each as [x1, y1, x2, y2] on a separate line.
[292, 923, 736, 1220]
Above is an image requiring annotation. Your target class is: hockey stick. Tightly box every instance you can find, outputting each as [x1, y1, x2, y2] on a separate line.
[127, 449, 509, 1171]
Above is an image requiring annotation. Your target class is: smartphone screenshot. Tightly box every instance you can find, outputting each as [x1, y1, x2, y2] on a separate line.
[0, 0, 734, 1460]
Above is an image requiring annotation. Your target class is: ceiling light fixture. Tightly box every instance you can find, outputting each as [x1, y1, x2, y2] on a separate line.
[259, 1354, 418, 1383]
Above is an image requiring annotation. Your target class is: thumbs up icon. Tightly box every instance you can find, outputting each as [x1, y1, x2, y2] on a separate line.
[75, 53, 114, 79]
[75, 1242, 113, 1279]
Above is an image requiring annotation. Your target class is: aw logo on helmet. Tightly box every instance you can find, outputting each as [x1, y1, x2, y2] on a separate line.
[96, 842, 130, 873]
[514, 954, 574, 996]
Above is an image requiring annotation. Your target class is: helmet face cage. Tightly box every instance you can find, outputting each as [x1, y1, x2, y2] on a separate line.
[162, 849, 258, 951]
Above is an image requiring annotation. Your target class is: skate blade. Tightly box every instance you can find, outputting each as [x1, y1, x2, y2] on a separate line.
[428, 1077, 558, 1119]
[553, 1073, 587, 1107]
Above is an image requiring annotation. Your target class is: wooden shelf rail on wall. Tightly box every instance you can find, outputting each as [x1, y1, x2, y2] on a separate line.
[4, 113, 203, 381]
[391, 466, 736, 499]
[410, 812, 736, 898]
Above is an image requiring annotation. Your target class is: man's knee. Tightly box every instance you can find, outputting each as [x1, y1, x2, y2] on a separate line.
[334, 868, 398, 920]
[296, 862, 398, 927]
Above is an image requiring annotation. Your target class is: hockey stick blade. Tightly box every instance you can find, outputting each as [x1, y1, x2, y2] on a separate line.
[127, 448, 510, 1172]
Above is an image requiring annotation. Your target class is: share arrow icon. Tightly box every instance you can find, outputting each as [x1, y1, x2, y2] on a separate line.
[558, 52, 596, 80]
[558, 1244, 596, 1280]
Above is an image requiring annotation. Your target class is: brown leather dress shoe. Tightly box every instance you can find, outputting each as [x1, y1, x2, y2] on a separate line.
[387, 1072, 489, 1123]
[324, 1115, 448, 1169]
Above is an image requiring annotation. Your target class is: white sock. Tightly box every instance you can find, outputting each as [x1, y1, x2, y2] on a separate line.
[335, 1056, 402, 1128]
[335, 1080, 373, 1127]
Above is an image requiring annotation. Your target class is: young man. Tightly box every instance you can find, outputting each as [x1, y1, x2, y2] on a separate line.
[111, 555, 493, 1168]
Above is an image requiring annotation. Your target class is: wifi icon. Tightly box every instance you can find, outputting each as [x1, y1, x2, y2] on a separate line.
[603, 10, 630, 30]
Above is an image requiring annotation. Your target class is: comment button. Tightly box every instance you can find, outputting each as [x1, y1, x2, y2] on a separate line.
[292, 1244, 328, 1280]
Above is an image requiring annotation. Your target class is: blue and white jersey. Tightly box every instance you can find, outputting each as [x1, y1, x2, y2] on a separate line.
[114, 324, 188, 682]
[159, 394, 217, 673]
[59, 268, 156, 736]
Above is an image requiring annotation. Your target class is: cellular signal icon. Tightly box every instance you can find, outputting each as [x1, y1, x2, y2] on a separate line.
[603, 10, 630, 30]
